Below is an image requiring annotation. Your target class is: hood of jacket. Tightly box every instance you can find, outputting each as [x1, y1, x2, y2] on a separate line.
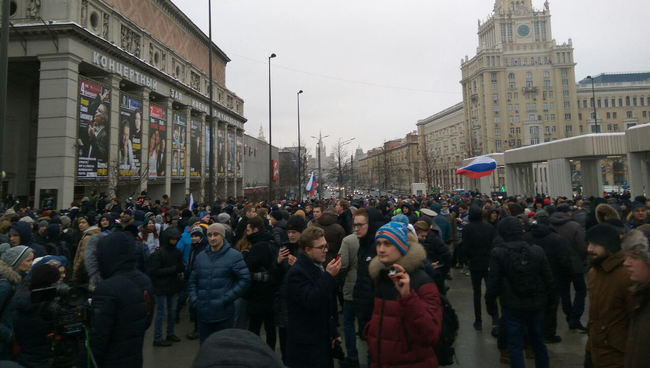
[273, 219, 287, 230]
[498, 216, 524, 241]
[10, 221, 33, 246]
[99, 214, 115, 231]
[0, 259, 22, 285]
[596, 203, 620, 224]
[529, 223, 554, 239]
[430, 203, 442, 214]
[317, 212, 338, 227]
[549, 212, 575, 226]
[97, 232, 136, 279]
[469, 205, 483, 222]
[368, 236, 427, 279]
[160, 227, 182, 248]
[247, 229, 274, 245]
[361, 207, 388, 245]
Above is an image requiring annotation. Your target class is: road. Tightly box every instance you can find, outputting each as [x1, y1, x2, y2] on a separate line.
[143, 267, 588, 367]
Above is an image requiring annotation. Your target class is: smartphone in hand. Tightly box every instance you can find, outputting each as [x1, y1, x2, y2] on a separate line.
[335, 254, 342, 262]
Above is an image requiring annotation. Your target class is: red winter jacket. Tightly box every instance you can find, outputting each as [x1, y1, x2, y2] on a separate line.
[364, 240, 443, 368]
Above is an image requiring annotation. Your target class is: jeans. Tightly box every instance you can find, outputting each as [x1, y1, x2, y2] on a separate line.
[176, 282, 188, 317]
[198, 317, 234, 345]
[278, 327, 288, 365]
[502, 307, 549, 368]
[249, 311, 276, 350]
[154, 294, 178, 340]
[233, 298, 249, 329]
[470, 270, 498, 325]
[343, 301, 358, 361]
[561, 273, 587, 324]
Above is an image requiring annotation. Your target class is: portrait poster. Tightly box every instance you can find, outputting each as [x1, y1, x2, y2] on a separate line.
[227, 132, 235, 178]
[205, 125, 212, 175]
[149, 104, 167, 179]
[118, 93, 143, 179]
[190, 120, 202, 180]
[172, 113, 187, 179]
[218, 128, 226, 178]
[77, 79, 111, 181]
[236, 136, 243, 178]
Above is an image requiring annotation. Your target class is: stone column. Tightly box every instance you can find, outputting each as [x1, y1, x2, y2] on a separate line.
[184, 107, 192, 199]
[196, 112, 207, 203]
[34, 54, 82, 210]
[163, 99, 173, 197]
[505, 164, 518, 196]
[581, 159, 604, 198]
[236, 128, 244, 199]
[479, 176, 491, 195]
[134, 87, 151, 195]
[628, 152, 649, 198]
[107, 73, 122, 199]
[547, 158, 573, 198]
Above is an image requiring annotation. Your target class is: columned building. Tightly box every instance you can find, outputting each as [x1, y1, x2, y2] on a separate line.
[460, 0, 579, 157]
[2, 0, 246, 209]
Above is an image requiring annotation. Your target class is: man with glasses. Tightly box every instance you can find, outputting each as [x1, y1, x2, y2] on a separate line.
[286, 227, 342, 368]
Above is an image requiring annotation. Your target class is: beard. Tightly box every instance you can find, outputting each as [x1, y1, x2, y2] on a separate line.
[589, 252, 611, 266]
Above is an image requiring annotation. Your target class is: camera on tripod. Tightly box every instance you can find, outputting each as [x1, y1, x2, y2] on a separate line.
[31, 285, 91, 368]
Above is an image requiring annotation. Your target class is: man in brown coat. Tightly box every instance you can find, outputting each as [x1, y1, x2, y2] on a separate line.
[584, 224, 636, 368]
[313, 210, 346, 265]
[622, 229, 650, 368]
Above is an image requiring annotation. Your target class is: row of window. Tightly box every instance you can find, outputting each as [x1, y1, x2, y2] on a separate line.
[581, 96, 650, 109]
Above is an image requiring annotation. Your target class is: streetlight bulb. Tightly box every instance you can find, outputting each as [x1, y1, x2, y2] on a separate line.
[298, 90, 303, 94]
[270, 53, 276, 59]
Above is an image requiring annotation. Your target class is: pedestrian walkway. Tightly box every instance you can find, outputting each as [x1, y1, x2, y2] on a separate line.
[143, 267, 588, 367]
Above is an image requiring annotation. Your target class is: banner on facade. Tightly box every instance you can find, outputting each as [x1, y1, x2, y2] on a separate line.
[172, 113, 186, 179]
[227, 132, 235, 178]
[205, 124, 212, 176]
[118, 93, 143, 179]
[190, 120, 202, 180]
[77, 79, 111, 181]
[236, 135, 243, 178]
[218, 128, 226, 178]
[148, 104, 167, 179]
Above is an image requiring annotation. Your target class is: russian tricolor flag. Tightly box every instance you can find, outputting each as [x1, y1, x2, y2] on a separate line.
[455, 156, 497, 179]
[306, 172, 317, 198]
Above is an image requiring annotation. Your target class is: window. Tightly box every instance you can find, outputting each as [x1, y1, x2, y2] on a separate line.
[566, 125, 573, 132]
[493, 104, 500, 112]
[529, 114, 537, 121]
[607, 112, 611, 119]
[526, 103, 530, 111]
[619, 98, 623, 107]
[543, 103, 548, 110]
[495, 128, 501, 135]
[565, 113, 572, 120]
[642, 97, 646, 106]
[508, 104, 513, 111]
[550, 103, 555, 109]
[627, 111, 633, 118]
[508, 93, 512, 100]
[545, 114, 549, 121]
[605, 99, 609, 108]
[526, 81, 534, 88]
[543, 71, 550, 78]
[492, 83, 498, 90]
[564, 101, 571, 108]
[613, 112, 617, 119]
[494, 117, 501, 124]
[611, 98, 616, 107]
[517, 139, 522, 146]
[626, 96, 631, 106]
[509, 82, 516, 89]
[514, 92, 519, 99]
[563, 90, 569, 97]
[508, 73, 515, 79]
[516, 127, 521, 134]
[545, 126, 550, 134]
[552, 126, 556, 133]
[544, 80, 551, 88]
[496, 140, 502, 148]
[562, 79, 569, 86]
[515, 104, 519, 111]
[562, 69, 568, 77]
[633, 97, 638, 106]
[531, 138, 540, 145]
[491, 72, 498, 81]
[579, 113, 583, 120]
[493, 94, 499, 101]
[644, 111, 648, 118]
[516, 115, 521, 123]
[607, 124, 612, 132]
[614, 124, 619, 132]
[549, 91, 554, 98]
[509, 116, 514, 123]
[510, 128, 515, 134]
[526, 72, 533, 79]
[598, 99, 602, 108]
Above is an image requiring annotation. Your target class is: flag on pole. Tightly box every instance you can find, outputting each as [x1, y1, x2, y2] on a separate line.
[188, 193, 194, 211]
[306, 172, 317, 198]
[455, 156, 497, 179]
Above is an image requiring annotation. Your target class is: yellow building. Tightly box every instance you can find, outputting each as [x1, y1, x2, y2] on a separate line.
[359, 133, 420, 195]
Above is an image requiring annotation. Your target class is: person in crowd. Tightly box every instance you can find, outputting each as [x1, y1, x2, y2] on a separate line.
[336, 200, 354, 236]
[44, 223, 72, 262]
[285, 226, 341, 368]
[313, 209, 346, 266]
[595, 203, 620, 225]
[453, 203, 470, 272]
[270, 210, 288, 245]
[32, 221, 49, 246]
[583, 223, 636, 368]
[191, 329, 284, 368]
[413, 220, 451, 294]
[365, 220, 442, 367]
[72, 214, 100, 281]
[234, 205, 256, 244]
[462, 205, 498, 334]
[621, 229, 650, 367]
[217, 213, 234, 244]
[524, 211, 573, 343]
[485, 217, 555, 368]
[308, 204, 324, 227]
[0, 245, 32, 360]
[430, 202, 451, 244]
[626, 202, 650, 230]
[8, 222, 46, 257]
[243, 216, 278, 350]
[138, 217, 160, 254]
[149, 227, 184, 347]
[188, 223, 251, 344]
[175, 216, 201, 321]
[550, 203, 588, 331]
[183, 226, 209, 340]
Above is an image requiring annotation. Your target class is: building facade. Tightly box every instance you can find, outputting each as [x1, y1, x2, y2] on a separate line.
[358, 133, 420, 195]
[2, 0, 246, 209]
[243, 134, 279, 200]
[460, 0, 579, 158]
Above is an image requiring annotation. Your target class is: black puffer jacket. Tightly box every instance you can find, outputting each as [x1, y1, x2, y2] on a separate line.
[524, 224, 573, 286]
[149, 228, 184, 295]
[549, 212, 588, 273]
[422, 231, 451, 274]
[89, 232, 154, 368]
[13, 290, 55, 367]
[313, 212, 346, 265]
[271, 219, 288, 245]
[485, 217, 556, 314]
[462, 206, 496, 271]
[337, 208, 354, 236]
[244, 230, 278, 315]
[353, 207, 387, 332]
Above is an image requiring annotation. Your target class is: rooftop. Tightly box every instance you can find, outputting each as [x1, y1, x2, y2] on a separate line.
[578, 71, 650, 85]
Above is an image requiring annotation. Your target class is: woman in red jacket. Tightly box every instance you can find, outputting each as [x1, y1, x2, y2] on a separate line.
[364, 220, 443, 367]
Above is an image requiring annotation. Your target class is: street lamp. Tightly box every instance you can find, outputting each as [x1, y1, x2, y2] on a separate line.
[268, 53, 276, 202]
[586, 76, 599, 133]
[311, 133, 329, 199]
[297, 90, 303, 201]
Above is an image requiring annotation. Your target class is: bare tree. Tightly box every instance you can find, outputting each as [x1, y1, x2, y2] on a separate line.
[108, 158, 155, 200]
[328, 139, 352, 199]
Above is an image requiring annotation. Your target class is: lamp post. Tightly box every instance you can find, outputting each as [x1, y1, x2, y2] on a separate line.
[587, 76, 599, 133]
[268, 53, 276, 202]
[297, 90, 303, 201]
[311, 133, 329, 199]
[207, 0, 215, 204]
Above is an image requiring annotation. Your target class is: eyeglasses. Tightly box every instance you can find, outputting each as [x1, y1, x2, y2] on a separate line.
[311, 244, 330, 251]
[353, 223, 368, 228]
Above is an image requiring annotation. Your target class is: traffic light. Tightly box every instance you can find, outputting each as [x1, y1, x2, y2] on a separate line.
[500, 186, 506, 192]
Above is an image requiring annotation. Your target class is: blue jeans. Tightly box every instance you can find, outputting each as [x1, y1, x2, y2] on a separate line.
[343, 301, 358, 361]
[154, 294, 178, 340]
[502, 308, 549, 368]
[561, 273, 587, 324]
[198, 317, 234, 345]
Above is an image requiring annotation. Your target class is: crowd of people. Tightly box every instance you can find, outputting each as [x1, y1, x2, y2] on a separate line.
[0, 189, 648, 367]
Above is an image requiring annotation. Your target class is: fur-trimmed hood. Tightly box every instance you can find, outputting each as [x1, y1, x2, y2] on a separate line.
[0, 259, 22, 285]
[369, 234, 427, 280]
[596, 203, 620, 224]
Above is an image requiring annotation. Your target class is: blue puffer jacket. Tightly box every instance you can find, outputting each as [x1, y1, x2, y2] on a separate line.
[430, 203, 451, 243]
[188, 241, 251, 323]
[176, 225, 195, 270]
[0, 260, 21, 359]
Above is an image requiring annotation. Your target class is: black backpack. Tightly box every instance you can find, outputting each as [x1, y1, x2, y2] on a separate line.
[507, 245, 544, 297]
[436, 293, 459, 366]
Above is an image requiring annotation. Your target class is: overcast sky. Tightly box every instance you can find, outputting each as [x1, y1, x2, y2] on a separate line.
[171, 0, 649, 156]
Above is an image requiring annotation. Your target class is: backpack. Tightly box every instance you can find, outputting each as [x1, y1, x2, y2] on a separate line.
[435, 293, 459, 366]
[507, 245, 544, 297]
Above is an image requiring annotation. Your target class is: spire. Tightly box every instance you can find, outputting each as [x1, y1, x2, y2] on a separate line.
[258, 125, 266, 142]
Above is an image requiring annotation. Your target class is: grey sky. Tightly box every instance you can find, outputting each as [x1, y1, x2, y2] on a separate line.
[171, 0, 650, 156]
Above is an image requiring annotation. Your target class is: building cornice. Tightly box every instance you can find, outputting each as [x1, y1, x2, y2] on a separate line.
[417, 102, 464, 125]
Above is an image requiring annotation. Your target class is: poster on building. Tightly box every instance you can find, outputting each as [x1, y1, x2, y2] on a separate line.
[118, 93, 142, 179]
[218, 128, 226, 178]
[172, 113, 186, 179]
[227, 132, 235, 178]
[149, 104, 167, 179]
[236, 136, 243, 178]
[205, 125, 212, 175]
[190, 120, 202, 180]
[77, 79, 111, 181]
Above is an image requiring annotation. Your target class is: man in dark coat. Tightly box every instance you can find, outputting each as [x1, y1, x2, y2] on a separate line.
[485, 217, 556, 368]
[524, 211, 573, 343]
[234, 205, 255, 244]
[244, 216, 279, 350]
[313, 211, 346, 265]
[285, 226, 341, 368]
[8, 222, 46, 257]
[462, 205, 498, 333]
[270, 210, 288, 245]
[89, 232, 155, 368]
[336, 200, 354, 236]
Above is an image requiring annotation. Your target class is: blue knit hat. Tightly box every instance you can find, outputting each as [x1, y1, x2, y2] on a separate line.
[375, 221, 409, 255]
